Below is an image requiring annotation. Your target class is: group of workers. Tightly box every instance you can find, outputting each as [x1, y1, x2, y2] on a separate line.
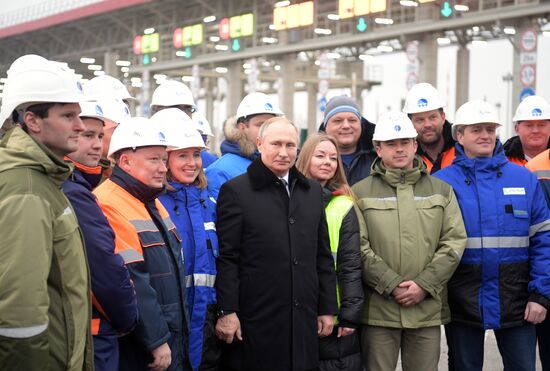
[0, 53, 549, 371]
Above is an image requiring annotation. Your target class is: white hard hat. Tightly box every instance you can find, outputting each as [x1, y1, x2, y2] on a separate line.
[373, 111, 418, 141]
[84, 75, 134, 101]
[512, 95, 550, 123]
[236, 92, 284, 120]
[151, 108, 206, 150]
[96, 98, 131, 125]
[452, 100, 501, 140]
[151, 80, 196, 109]
[402, 83, 446, 114]
[79, 101, 107, 123]
[0, 55, 85, 126]
[193, 113, 214, 136]
[108, 117, 167, 159]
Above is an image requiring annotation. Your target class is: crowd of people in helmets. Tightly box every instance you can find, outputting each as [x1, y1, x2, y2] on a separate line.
[0, 53, 549, 371]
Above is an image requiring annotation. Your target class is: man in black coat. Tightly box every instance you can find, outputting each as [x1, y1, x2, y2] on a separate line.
[215, 117, 338, 371]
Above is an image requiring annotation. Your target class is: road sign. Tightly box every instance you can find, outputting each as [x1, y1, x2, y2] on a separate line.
[520, 28, 537, 52]
[319, 96, 328, 112]
[520, 65, 536, 87]
[519, 87, 536, 102]
[318, 79, 329, 95]
[520, 52, 537, 65]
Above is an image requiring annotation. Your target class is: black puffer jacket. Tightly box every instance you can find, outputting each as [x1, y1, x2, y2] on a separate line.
[319, 188, 364, 371]
[320, 117, 378, 186]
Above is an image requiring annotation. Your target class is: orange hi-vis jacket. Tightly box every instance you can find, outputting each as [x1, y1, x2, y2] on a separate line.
[526, 149, 550, 204]
[94, 175, 189, 369]
[420, 147, 456, 174]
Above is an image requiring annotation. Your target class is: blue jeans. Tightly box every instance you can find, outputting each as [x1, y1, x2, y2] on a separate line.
[446, 322, 536, 371]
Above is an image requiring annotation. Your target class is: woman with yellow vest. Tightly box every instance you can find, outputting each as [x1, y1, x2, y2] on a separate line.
[296, 133, 364, 371]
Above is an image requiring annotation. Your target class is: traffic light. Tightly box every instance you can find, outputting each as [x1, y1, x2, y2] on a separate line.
[231, 39, 241, 52]
[143, 54, 150, 65]
[356, 17, 368, 32]
[440, 1, 453, 17]
[184, 47, 192, 59]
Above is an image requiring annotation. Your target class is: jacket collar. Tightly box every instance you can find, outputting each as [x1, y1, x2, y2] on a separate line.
[453, 140, 508, 172]
[219, 139, 260, 160]
[503, 135, 550, 162]
[0, 127, 73, 186]
[65, 157, 103, 190]
[247, 157, 310, 191]
[110, 165, 164, 202]
[371, 155, 426, 187]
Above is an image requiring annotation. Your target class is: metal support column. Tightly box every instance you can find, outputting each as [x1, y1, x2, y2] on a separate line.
[418, 34, 438, 85]
[455, 44, 470, 109]
[279, 53, 295, 120]
[307, 82, 318, 136]
[227, 61, 243, 118]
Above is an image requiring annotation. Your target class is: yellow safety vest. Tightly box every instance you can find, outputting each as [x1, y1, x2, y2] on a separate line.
[325, 195, 354, 323]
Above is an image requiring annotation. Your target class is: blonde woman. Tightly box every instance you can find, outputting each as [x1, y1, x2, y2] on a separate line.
[296, 133, 364, 371]
[153, 109, 220, 371]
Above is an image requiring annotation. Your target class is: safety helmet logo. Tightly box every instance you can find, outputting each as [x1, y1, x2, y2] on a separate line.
[76, 81, 83, 92]
[531, 108, 543, 117]
[394, 125, 402, 132]
[159, 132, 166, 143]
[95, 105, 103, 115]
[417, 98, 428, 107]
[264, 102, 273, 111]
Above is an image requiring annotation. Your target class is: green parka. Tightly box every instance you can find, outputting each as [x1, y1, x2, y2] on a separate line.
[0, 127, 93, 371]
[352, 156, 466, 328]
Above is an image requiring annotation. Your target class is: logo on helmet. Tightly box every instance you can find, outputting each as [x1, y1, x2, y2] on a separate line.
[417, 98, 428, 107]
[531, 108, 543, 117]
[159, 132, 166, 142]
[394, 125, 402, 132]
[76, 81, 83, 92]
[95, 105, 103, 115]
[264, 103, 273, 111]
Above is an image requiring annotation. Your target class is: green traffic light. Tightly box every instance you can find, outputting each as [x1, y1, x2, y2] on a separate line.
[184, 47, 192, 59]
[441, 1, 453, 17]
[232, 39, 241, 52]
[143, 54, 150, 65]
[356, 17, 367, 32]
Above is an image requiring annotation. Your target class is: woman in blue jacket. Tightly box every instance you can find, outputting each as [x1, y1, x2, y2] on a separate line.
[158, 111, 220, 371]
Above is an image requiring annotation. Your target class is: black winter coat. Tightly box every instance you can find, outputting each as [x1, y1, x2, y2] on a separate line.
[318, 189, 363, 371]
[215, 158, 338, 371]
